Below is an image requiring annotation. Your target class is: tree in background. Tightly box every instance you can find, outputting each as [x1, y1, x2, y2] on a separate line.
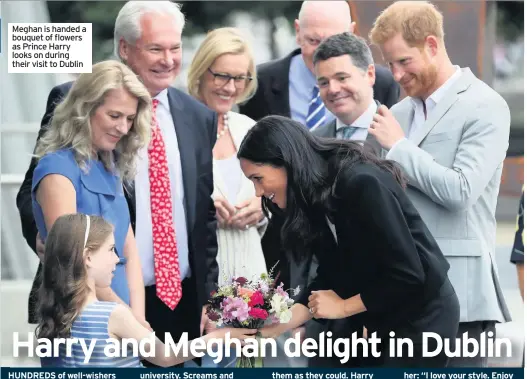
[496, 1, 523, 42]
[47, 1, 300, 63]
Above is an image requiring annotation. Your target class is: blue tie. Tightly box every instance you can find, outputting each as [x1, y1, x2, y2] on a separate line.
[338, 126, 360, 140]
[306, 86, 326, 129]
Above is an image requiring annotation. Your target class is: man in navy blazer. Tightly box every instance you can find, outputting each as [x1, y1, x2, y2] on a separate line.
[16, 1, 219, 367]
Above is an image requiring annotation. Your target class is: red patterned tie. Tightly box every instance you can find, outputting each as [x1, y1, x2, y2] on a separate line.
[148, 99, 182, 310]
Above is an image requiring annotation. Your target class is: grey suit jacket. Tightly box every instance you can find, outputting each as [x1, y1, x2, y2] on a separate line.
[385, 67, 512, 323]
[312, 100, 383, 157]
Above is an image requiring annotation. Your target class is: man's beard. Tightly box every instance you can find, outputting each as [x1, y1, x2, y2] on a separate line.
[417, 62, 439, 98]
[409, 55, 439, 99]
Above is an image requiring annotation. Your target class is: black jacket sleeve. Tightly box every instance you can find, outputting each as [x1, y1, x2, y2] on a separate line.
[15, 84, 69, 253]
[204, 111, 220, 303]
[348, 173, 426, 314]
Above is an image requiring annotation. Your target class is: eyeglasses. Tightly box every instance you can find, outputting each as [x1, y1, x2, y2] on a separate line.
[208, 68, 252, 89]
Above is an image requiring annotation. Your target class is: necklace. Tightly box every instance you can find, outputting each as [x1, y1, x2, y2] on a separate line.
[217, 113, 229, 139]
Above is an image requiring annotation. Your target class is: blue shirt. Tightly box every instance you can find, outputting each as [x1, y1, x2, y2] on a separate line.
[288, 54, 334, 126]
[32, 149, 131, 305]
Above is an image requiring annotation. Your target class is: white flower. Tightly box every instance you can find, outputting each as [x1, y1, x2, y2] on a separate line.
[270, 293, 286, 313]
[270, 293, 293, 323]
[279, 309, 292, 323]
[293, 286, 301, 296]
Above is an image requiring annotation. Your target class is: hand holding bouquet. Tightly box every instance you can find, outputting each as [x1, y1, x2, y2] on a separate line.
[205, 267, 300, 367]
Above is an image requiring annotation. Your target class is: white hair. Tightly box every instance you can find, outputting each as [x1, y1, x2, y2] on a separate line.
[113, 1, 186, 59]
[298, 1, 351, 27]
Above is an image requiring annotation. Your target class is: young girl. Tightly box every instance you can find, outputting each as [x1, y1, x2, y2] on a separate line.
[36, 213, 256, 367]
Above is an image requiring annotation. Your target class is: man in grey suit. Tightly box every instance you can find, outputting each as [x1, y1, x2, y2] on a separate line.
[311, 32, 382, 157]
[368, 1, 512, 367]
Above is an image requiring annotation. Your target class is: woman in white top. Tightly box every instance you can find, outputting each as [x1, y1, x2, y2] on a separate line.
[186, 28, 303, 368]
[187, 27, 267, 288]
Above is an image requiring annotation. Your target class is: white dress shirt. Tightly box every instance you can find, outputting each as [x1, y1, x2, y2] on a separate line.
[336, 100, 378, 141]
[135, 89, 190, 286]
[387, 66, 462, 155]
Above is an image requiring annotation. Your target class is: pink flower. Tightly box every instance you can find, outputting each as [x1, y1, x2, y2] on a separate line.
[249, 308, 268, 320]
[249, 291, 264, 307]
[222, 297, 250, 323]
[275, 283, 289, 298]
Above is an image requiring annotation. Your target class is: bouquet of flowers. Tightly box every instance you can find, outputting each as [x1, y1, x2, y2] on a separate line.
[205, 265, 300, 368]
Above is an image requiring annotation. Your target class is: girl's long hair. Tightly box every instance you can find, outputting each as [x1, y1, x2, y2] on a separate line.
[237, 115, 406, 262]
[35, 214, 113, 339]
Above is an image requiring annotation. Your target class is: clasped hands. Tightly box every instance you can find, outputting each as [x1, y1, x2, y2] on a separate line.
[214, 196, 264, 230]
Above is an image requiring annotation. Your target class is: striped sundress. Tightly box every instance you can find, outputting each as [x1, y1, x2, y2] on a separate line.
[41, 301, 143, 367]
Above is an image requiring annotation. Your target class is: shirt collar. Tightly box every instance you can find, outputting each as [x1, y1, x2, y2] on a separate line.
[291, 54, 316, 85]
[153, 88, 169, 111]
[411, 65, 462, 108]
[299, 54, 315, 80]
[336, 100, 377, 130]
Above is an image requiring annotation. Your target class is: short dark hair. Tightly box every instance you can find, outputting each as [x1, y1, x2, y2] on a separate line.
[313, 32, 374, 72]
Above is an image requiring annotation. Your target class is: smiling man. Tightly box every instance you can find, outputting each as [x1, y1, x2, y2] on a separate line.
[311, 32, 382, 155]
[368, 1, 512, 368]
